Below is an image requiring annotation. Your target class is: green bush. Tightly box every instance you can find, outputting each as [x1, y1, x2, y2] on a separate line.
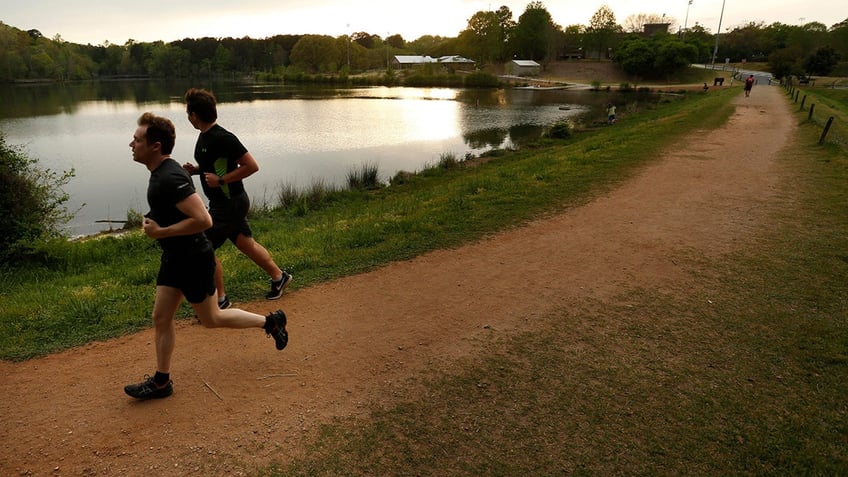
[547, 120, 573, 139]
[464, 72, 501, 88]
[0, 133, 74, 264]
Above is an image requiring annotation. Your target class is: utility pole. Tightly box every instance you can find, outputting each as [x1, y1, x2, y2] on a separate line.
[682, 0, 693, 41]
[711, 0, 726, 68]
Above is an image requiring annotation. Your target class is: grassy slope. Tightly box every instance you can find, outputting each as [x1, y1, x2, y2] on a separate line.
[269, 91, 848, 475]
[3, 83, 847, 474]
[0, 88, 737, 361]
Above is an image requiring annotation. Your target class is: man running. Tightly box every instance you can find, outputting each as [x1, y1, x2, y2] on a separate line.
[125, 112, 288, 400]
[182, 88, 292, 309]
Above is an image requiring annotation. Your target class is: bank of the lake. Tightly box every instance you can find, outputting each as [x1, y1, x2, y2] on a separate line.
[2, 80, 627, 237]
[0, 86, 739, 361]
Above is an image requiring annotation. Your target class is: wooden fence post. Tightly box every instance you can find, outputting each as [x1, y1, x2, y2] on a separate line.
[819, 117, 835, 145]
[808, 104, 815, 120]
[800, 95, 807, 110]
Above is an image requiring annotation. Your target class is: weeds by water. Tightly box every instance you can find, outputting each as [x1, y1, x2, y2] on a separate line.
[346, 161, 381, 190]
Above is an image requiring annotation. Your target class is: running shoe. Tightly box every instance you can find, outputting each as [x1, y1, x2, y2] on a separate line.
[265, 272, 293, 300]
[124, 375, 173, 400]
[265, 310, 288, 350]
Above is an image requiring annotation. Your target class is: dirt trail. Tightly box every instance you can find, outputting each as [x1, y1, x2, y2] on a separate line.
[0, 85, 795, 476]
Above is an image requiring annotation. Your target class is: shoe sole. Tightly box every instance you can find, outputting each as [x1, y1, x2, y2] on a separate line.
[269, 310, 288, 350]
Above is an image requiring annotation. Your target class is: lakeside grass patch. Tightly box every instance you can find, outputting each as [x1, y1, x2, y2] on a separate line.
[0, 88, 736, 361]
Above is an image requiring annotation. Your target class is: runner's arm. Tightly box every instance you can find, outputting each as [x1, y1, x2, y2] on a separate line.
[142, 193, 212, 239]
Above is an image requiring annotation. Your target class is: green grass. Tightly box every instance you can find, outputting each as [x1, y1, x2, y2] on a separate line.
[2, 90, 733, 361]
[1, 88, 735, 362]
[791, 86, 848, 147]
[4, 84, 847, 474]
[261, 90, 848, 476]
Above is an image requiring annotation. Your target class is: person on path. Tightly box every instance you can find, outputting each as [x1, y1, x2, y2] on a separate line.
[124, 112, 289, 400]
[606, 103, 617, 124]
[182, 88, 292, 309]
[744, 75, 755, 97]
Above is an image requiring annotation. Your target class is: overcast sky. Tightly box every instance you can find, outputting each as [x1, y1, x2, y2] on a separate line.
[1, 0, 844, 45]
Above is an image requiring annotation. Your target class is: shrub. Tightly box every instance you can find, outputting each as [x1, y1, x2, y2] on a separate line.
[547, 120, 573, 139]
[0, 133, 74, 264]
[464, 72, 501, 88]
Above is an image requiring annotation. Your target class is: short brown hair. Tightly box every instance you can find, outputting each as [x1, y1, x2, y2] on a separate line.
[185, 88, 218, 123]
[137, 112, 176, 154]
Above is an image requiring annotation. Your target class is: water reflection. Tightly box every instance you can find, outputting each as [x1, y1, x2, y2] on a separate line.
[0, 81, 655, 236]
[464, 128, 509, 149]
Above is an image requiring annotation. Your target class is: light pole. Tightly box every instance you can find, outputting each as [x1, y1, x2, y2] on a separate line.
[711, 0, 726, 68]
[682, 0, 693, 40]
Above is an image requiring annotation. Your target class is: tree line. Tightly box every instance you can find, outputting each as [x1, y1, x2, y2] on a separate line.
[0, 2, 846, 83]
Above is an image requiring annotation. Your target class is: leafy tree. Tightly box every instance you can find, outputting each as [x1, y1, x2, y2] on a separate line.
[561, 24, 585, 57]
[586, 5, 621, 59]
[615, 35, 696, 78]
[212, 43, 234, 73]
[290, 35, 342, 73]
[511, 1, 560, 62]
[407, 35, 450, 55]
[29, 50, 58, 78]
[386, 34, 405, 49]
[461, 10, 506, 64]
[351, 32, 377, 49]
[623, 13, 676, 34]
[768, 46, 805, 79]
[148, 42, 191, 77]
[805, 45, 841, 76]
[615, 37, 654, 76]
[720, 22, 766, 61]
[682, 24, 714, 63]
[654, 37, 698, 73]
[830, 18, 848, 59]
[494, 6, 517, 62]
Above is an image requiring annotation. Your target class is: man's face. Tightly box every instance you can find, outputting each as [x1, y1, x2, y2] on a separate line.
[130, 125, 155, 165]
[186, 110, 200, 130]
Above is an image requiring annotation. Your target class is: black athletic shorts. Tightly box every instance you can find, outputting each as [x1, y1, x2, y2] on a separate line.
[157, 247, 216, 304]
[206, 192, 253, 249]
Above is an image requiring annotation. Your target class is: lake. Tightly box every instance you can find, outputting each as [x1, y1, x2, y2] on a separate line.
[0, 80, 618, 237]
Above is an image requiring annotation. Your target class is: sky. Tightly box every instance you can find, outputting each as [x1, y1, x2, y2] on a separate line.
[1, 0, 845, 46]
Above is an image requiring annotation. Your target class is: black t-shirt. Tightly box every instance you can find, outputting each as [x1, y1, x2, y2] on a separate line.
[147, 158, 210, 254]
[194, 124, 248, 202]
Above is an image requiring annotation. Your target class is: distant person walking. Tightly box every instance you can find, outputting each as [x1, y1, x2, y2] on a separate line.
[183, 88, 292, 309]
[125, 112, 288, 400]
[606, 103, 617, 124]
[744, 75, 755, 97]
